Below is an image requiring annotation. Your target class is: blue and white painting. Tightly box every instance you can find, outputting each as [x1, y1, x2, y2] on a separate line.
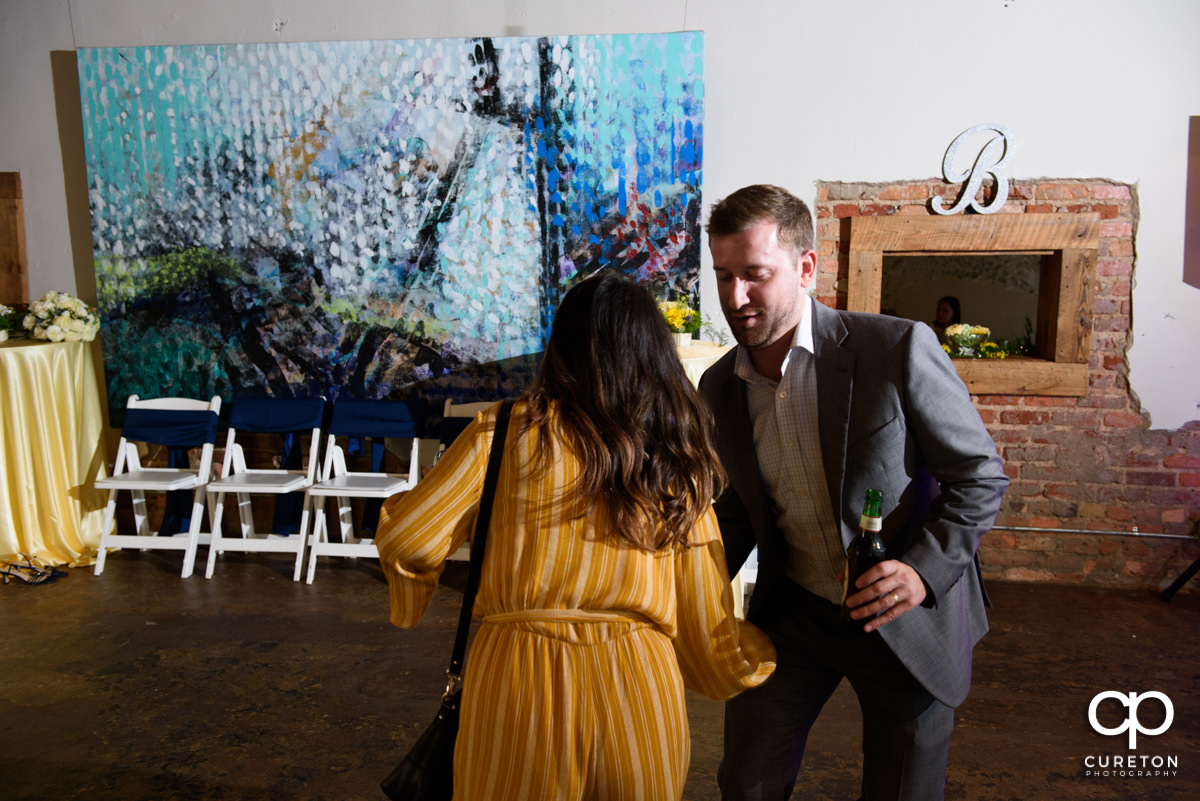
[76, 33, 705, 411]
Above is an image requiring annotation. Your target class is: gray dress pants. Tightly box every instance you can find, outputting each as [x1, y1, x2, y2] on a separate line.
[719, 578, 957, 801]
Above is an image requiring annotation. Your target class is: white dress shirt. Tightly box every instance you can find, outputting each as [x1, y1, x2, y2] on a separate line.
[733, 294, 846, 603]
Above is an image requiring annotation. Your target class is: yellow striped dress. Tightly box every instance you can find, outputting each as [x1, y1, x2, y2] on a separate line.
[376, 400, 776, 801]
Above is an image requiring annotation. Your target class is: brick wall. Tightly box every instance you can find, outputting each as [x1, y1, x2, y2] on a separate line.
[816, 179, 1200, 591]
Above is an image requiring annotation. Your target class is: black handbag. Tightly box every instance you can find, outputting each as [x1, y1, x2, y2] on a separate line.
[381, 399, 514, 801]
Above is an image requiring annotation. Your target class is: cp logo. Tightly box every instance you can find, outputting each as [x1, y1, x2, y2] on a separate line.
[1088, 691, 1174, 749]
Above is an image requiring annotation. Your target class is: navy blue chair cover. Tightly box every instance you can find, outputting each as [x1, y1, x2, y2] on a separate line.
[227, 397, 326, 536]
[121, 407, 219, 536]
[327, 398, 425, 532]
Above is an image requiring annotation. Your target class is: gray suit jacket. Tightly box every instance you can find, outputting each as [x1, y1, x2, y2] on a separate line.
[699, 301, 1009, 708]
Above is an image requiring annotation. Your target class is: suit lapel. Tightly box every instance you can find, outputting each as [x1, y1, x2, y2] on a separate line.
[810, 302, 854, 540]
[713, 357, 761, 503]
[710, 353, 783, 544]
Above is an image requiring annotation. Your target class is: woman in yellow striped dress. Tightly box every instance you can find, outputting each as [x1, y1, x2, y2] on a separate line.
[376, 271, 775, 801]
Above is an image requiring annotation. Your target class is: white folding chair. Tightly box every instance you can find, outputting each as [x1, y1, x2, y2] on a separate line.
[437, 398, 494, 459]
[93, 394, 222, 578]
[305, 398, 425, 583]
[411, 398, 495, 480]
[204, 397, 326, 581]
[444, 398, 494, 417]
[441, 399, 496, 561]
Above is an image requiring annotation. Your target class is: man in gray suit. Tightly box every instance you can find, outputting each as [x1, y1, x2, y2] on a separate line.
[699, 185, 1009, 801]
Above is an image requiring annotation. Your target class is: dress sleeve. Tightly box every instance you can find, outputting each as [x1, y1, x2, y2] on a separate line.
[375, 412, 488, 628]
[672, 507, 776, 700]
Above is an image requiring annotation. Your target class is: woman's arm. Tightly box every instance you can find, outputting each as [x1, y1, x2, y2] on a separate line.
[672, 508, 776, 700]
[376, 411, 489, 627]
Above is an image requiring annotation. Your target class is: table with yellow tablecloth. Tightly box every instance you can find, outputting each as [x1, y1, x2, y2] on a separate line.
[677, 340, 731, 387]
[0, 338, 109, 565]
[676, 339, 756, 617]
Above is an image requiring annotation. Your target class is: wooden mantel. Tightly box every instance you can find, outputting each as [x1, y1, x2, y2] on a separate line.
[847, 213, 1100, 397]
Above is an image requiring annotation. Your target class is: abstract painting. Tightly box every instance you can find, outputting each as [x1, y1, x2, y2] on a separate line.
[76, 33, 705, 415]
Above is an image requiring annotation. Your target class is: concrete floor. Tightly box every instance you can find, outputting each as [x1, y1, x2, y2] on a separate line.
[2, 550, 1197, 801]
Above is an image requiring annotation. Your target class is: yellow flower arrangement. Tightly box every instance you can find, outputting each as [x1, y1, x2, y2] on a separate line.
[978, 340, 1006, 359]
[658, 299, 700, 334]
[941, 323, 1027, 359]
[943, 323, 990, 358]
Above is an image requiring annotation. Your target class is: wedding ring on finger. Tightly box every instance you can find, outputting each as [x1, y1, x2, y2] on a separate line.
[890, 592, 900, 606]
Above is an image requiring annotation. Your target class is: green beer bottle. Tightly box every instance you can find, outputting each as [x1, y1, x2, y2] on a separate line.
[840, 489, 886, 622]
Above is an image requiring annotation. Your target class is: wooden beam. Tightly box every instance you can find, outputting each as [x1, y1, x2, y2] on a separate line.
[1058, 248, 1096, 364]
[849, 213, 1100, 253]
[846, 248, 882, 313]
[0, 172, 28, 304]
[954, 358, 1088, 397]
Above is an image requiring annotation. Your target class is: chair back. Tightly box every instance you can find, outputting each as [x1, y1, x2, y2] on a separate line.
[327, 397, 425, 472]
[320, 397, 426, 533]
[224, 397, 326, 476]
[443, 398, 495, 418]
[118, 394, 222, 476]
[438, 399, 498, 460]
[329, 398, 423, 437]
[124, 395, 222, 537]
[121, 400, 221, 450]
[228, 396, 326, 434]
[127, 395, 221, 412]
[223, 397, 327, 536]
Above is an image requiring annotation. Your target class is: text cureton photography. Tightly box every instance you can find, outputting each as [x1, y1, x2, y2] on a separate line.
[1084, 691, 1181, 780]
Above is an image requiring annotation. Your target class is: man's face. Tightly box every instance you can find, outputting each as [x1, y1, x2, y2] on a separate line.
[710, 221, 816, 350]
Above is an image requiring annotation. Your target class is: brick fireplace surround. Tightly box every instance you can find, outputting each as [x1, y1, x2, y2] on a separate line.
[815, 179, 1199, 591]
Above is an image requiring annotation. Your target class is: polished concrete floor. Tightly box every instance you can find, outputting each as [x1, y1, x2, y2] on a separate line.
[2, 550, 1197, 801]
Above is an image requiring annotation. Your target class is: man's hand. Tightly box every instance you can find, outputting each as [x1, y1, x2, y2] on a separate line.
[844, 560, 926, 633]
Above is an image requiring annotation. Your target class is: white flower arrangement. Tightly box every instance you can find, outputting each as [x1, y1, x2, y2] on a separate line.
[23, 291, 101, 342]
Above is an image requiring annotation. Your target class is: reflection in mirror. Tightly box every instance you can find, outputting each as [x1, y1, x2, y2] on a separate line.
[880, 254, 1040, 345]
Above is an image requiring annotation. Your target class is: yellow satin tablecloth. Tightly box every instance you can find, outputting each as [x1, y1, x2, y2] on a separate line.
[0, 338, 109, 565]
[677, 340, 731, 387]
[675, 339, 755, 616]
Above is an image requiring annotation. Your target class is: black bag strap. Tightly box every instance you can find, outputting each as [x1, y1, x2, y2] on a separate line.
[446, 398, 514, 684]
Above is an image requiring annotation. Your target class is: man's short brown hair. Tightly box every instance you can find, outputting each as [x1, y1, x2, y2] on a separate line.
[706, 184, 814, 256]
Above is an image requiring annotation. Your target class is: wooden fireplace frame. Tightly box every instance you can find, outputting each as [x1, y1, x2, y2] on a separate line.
[846, 212, 1100, 396]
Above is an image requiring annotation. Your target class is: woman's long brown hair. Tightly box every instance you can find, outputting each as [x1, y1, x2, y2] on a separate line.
[523, 271, 726, 551]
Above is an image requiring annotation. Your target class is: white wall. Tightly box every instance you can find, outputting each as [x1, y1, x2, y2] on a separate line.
[3, 0, 1198, 428]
